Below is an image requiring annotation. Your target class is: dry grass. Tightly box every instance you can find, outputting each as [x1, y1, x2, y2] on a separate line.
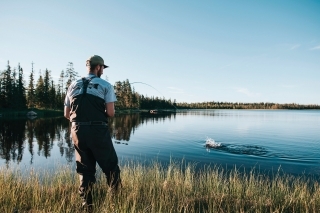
[0, 161, 319, 213]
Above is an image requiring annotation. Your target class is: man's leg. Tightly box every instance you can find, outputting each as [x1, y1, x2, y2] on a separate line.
[89, 126, 121, 190]
[105, 164, 121, 191]
[75, 146, 96, 208]
[72, 125, 97, 209]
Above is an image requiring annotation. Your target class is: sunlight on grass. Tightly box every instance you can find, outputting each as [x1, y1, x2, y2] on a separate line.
[0, 161, 319, 212]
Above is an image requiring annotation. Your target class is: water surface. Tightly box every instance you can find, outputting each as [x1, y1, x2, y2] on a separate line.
[1, 110, 319, 176]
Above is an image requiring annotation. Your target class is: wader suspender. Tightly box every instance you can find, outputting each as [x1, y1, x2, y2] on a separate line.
[78, 76, 96, 110]
[82, 76, 96, 95]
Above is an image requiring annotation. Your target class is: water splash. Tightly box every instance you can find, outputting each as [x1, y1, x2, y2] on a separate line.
[205, 137, 221, 148]
[204, 137, 267, 156]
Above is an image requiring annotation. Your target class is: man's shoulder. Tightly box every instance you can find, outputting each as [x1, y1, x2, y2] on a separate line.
[68, 79, 81, 88]
[91, 78, 113, 88]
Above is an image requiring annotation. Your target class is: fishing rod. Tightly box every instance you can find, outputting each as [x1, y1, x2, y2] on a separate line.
[129, 82, 177, 110]
[130, 82, 165, 97]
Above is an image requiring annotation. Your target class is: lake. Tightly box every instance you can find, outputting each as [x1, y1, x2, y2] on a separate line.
[0, 110, 319, 177]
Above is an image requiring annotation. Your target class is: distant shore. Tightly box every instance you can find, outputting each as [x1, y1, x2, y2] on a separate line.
[1, 107, 320, 119]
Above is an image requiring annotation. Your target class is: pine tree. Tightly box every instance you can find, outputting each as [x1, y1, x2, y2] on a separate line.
[49, 80, 56, 109]
[17, 65, 27, 109]
[43, 69, 51, 108]
[124, 79, 132, 108]
[58, 70, 65, 108]
[2, 61, 13, 108]
[114, 81, 123, 109]
[65, 62, 78, 92]
[56, 84, 62, 109]
[11, 67, 18, 109]
[35, 71, 45, 108]
[0, 70, 5, 108]
[132, 87, 139, 109]
[27, 62, 35, 108]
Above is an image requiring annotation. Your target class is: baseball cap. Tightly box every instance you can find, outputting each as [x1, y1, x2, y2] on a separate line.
[87, 55, 109, 68]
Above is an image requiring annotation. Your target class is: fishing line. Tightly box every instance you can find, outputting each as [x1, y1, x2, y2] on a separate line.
[130, 82, 165, 97]
[129, 82, 177, 109]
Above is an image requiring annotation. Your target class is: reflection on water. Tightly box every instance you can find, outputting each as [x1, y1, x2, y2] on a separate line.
[0, 117, 74, 165]
[109, 112, 176, 142]
[0, 112, 176, 165]
[1, 110, 319, 177]
[0, 119, 26, 163]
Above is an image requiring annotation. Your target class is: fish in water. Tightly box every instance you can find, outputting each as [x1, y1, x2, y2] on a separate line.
[205, 137, 221, 148]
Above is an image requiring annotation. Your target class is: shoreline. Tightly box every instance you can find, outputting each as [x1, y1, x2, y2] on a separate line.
[1, 108, 320, 119]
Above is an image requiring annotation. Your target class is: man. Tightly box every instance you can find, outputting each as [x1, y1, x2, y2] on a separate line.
[64, 55, 120, 211]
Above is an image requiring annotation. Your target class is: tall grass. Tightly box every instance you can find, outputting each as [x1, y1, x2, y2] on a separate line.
[0, 161, 319, 213]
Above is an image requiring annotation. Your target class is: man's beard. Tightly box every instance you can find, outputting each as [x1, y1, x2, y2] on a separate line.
[97, 69, 103, 78]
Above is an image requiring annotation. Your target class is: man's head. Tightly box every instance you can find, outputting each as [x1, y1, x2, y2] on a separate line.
[86, 55, 108, 77]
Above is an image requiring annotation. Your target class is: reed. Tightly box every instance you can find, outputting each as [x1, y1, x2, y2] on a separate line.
[0, 161, 319, 213]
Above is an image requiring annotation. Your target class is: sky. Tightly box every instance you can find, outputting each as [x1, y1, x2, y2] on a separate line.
[1, 0, 319, 104]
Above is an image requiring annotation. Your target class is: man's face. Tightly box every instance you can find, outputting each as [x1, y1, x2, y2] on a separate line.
[97, 65, 104, 78]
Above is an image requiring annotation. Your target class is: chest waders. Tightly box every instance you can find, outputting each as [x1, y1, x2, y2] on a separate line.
[71, 76, 109, 126]
[73, 75, 121, 212]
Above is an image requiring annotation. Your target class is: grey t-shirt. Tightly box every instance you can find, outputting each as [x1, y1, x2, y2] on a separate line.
[64, 74, 117, 122]
[64, 74, 117, 107]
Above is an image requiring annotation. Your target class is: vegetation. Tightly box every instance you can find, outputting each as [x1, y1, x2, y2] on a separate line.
[177, 101, 320, 110]
[0, 161, 319, 212]
[1, 61, 319, 112]
[0, 62, 27, 110]
[0, 61, 75, 110]
[114, 79, 176, 110]
[0, 61, 176, 111]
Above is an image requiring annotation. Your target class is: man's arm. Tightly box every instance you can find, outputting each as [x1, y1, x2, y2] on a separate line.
[105, 102, 115, 117]
[64, 106, 71, 120]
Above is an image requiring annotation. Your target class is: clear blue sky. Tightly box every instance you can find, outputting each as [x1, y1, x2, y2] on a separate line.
[1, 0, 319, 104]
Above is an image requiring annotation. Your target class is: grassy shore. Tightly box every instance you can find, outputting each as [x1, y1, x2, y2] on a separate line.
[0, 162, 319, 213]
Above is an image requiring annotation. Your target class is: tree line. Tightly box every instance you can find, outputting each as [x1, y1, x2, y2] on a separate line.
[0, 61, 176, 111]
[0, 61, 78, 110]
[177, 101, 320, 110]
[114, 80, 176, 110]
[0, 61, 319, 111]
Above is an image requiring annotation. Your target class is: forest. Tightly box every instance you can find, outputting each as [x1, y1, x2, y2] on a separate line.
[0, 61, 319, 111]
[0, 61, 175, 111]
